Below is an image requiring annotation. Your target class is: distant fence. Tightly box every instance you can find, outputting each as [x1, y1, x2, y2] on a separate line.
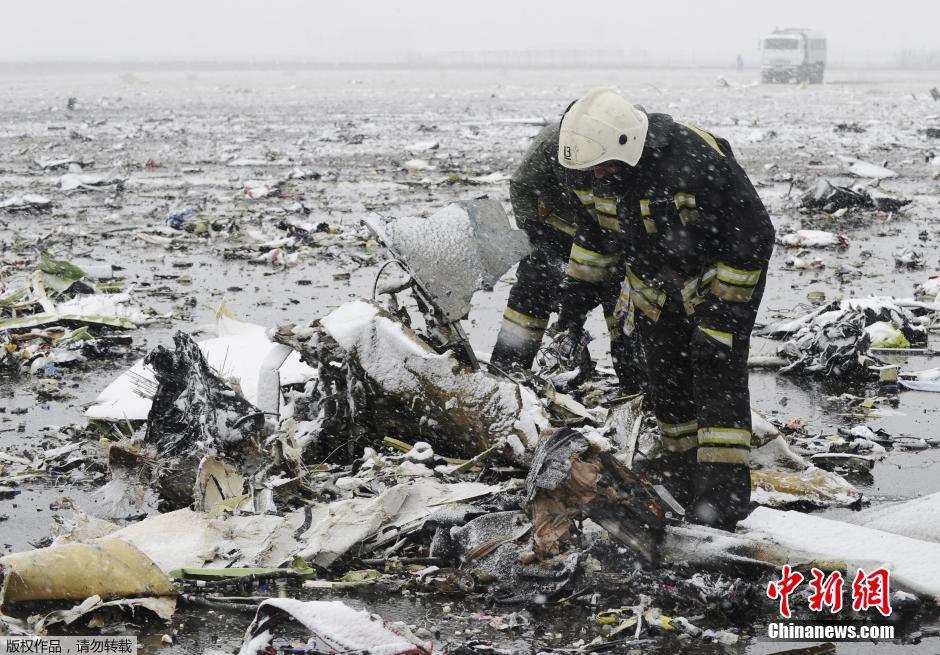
[1, 50, 939, 73]
[409, 49, 940, 70]
[894, 50, 940, 69]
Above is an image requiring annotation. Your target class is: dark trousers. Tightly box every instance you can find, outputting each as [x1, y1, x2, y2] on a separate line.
[634, 272, 766, 517]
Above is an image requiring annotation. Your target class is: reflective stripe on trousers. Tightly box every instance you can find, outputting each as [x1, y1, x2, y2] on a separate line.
[697, 425, 751, 465]
[657, 418, 699, 453]
[567, 244, 617, 283]
[499, 307, 549, 342]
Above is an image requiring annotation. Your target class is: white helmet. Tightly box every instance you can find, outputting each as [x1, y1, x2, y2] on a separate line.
[558, 87, 649, 169]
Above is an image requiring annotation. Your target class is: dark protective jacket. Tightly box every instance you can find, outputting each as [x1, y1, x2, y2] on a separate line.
[492, 122, 645, 389]
[509, 123, 588, 240]
[555, 113, 774, 482]
[557, 113, 775, 333]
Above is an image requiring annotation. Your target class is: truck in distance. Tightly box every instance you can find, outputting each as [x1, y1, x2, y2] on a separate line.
[760, 28, 826, 84]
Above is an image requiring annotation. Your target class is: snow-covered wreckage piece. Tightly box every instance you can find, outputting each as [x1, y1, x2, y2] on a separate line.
[914, 276, 940, 301]
[364, 199, 530, 367]
[86, 311, 315, 422]
[759, 297, 933, 380]
[292, 476, 509, 569]
[238, 599, 432, 655]
[801, 179, 871, 213]
[274, 198, 544, 463]
[29, 595, 176, 634]
[777, 314, 880, 379]
[900, 366, 940, 392]
[852, 490, 940, 542]
[0, 194, 52, 213]
[749, 436, 858, 508]
[836, 155, 898, 180]
[86, 312, 317, 514]
[0, 264, 156, 333]
[741, 507, 940, 597]
[50, 473, 511, 573]
[761, 297, 935, 340]
[893, 247, 924, 270]
[800, 179, 911, 213]
[58, 168, 126, 192]
[777, 229, 849, 249]
[0, 538, 176, 606]
[367, 199, 530, 324]
[657, 503, 940, 599]
[278, 301, 551, 464]
[143, 331, 268, 509]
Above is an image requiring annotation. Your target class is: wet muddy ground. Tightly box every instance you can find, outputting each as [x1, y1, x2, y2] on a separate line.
[2, 66, 940, 652]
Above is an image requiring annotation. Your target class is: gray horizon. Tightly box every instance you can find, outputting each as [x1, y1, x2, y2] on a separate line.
[0, 0, 936, 64]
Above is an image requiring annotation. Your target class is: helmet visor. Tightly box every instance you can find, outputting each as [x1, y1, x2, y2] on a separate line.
[558, 128, 607, 170]
[558, 113, 648, 169]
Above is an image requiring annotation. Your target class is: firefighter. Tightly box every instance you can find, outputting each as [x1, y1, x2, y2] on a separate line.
[552, 88, 775, 530]
[490, 119, 646, 393]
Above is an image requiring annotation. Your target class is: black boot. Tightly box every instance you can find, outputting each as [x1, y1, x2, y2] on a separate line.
[611, 330, 648, 396]
[687, 463, 751, 532]
[659, 450, 698, 511]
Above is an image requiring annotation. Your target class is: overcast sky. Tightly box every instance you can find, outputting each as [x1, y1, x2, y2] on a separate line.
[0, 0, 936, 62]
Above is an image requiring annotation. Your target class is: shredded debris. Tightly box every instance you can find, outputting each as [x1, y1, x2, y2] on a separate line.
[4, 66, 940, 652]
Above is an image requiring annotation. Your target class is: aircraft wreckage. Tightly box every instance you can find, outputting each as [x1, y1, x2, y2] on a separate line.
[3, 199, 940, 652]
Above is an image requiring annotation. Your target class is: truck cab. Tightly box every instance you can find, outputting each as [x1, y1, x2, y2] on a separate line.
[761, 28, 826, 84]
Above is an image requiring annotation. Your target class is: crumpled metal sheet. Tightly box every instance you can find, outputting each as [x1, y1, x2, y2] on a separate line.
[799, 178, 911, 214]
[524, 428, 666, 563]
[0, 538, 176, 605]
[238, 598, 432, 655]
[769, 299, 929, 379]
[524, 428, 590, 503]
[801, 178, 874, 212]
[143, 331, 266, 509]
[294, 478, 508, 569]
[145, 331, 265, 452]
[380, 199, 530, 322]
[442, 510, 582, 603]
[32, 595, 177, 634]
[778, 313, 880, 379]
[292, 300, 549, 462]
